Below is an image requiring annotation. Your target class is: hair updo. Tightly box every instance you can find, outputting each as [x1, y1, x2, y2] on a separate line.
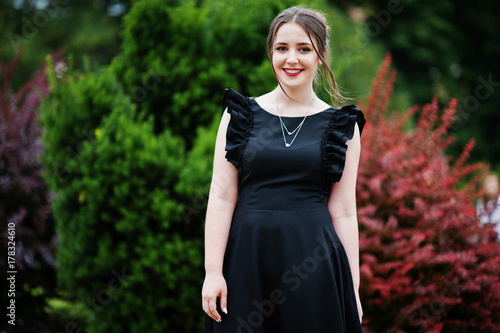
[267, 6, 345, 106]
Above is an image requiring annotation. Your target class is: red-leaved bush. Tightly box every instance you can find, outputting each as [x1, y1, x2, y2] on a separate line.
[357, 54, 500, 332]
[0, 48, 62, 332]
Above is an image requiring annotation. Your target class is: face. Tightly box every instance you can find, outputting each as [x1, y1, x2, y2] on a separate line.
[484, 176, 500, 197]
[272, 22, 322, 90]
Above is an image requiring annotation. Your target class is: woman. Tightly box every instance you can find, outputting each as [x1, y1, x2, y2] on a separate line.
[477, 172, 500, 242]
[202, 6, 365, 332]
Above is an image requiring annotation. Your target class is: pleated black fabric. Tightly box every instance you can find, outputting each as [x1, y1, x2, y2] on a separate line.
[205, 88, 365, 333]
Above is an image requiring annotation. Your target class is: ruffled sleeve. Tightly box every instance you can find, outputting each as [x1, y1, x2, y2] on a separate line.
[221, 88, 254, 169]
[321, 104, 366, 183]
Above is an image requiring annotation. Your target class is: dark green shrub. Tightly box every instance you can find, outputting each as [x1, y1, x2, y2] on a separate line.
[176, 116, 220, 227]
[41, 63, 121, 190]
[42, 79, 205, 330]
[111, 0, 282, 144]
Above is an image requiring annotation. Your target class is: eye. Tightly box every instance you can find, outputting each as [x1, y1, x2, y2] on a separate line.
[275, 46, 287, 52]
[299, 47, 312, 52]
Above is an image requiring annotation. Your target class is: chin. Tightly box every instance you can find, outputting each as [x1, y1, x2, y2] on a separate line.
[279, 78, 310, 89]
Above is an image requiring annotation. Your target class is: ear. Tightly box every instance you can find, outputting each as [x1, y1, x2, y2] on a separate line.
[318, 58, 323, 66]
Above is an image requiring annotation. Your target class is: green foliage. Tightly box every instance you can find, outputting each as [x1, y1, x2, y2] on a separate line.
[43, 89, 201, 331]
[339, 0, 500, 166]
[0, 1, 124, 89]
[41, 63, 120, 190]
[40, 61, 205, 331]
[323, 5, 387, 103]
[44, 296, 91, 330]
[65, 103, 202, 332]
[176, 115, 221, 228]
[38, 0, 390, 331]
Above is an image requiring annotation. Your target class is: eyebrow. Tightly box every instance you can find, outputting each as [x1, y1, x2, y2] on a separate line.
[275, 42, 312, 46]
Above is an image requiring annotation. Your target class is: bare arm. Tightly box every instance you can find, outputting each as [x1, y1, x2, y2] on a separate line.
[326, 123, 362, 321]
[202, 108, 239, 322]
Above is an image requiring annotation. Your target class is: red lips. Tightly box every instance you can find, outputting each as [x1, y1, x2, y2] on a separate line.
[283, 68, 304, 76]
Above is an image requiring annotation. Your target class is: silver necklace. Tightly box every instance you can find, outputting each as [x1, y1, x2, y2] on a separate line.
[275, 91, 315, 148]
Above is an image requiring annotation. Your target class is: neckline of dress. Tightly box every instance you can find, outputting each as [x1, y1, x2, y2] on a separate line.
[250, 98, 335, 118]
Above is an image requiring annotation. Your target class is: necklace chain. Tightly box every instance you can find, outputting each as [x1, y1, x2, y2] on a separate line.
[275, 91, 315, 148]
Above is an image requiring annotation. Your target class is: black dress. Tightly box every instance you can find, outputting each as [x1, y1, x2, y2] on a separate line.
[204, 88, 366, 333]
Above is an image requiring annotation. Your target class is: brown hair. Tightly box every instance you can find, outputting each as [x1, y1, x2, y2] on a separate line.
[267, 6, 346, 107]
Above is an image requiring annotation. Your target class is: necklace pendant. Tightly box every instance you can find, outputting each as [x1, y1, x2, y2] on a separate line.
[275, 91, 315, 150]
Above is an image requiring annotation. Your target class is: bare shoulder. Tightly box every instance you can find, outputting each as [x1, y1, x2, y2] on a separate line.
[254, 91, 275, 111]
[315, 98, 332, 111]
[254, 90, 274, 100]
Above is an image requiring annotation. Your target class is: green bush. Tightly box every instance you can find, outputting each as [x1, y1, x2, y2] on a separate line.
[41, 59, 207, 330]
[42, 79, 205, 330]
[176, 116, 220, 226]
[41, 62, 121, 190]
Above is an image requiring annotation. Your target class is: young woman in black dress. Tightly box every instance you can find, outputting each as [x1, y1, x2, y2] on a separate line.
[202, 6, 365, 332]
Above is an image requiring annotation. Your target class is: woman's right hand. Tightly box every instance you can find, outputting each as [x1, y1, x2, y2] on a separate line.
[202, 273, 228, 323]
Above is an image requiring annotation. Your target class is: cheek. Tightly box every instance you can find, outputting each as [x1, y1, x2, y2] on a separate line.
[272, 55, 286, 68]
[308, 58, 319, 70]
[312, 54, 321, 65]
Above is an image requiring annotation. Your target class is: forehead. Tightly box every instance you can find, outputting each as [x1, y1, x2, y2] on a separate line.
[485, 175, 499, 183]
[274, 22, 310, 43]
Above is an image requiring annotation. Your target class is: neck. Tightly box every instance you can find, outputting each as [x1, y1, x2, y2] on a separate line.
[274, 85, 315, 106]
[485, 193, 499, 202]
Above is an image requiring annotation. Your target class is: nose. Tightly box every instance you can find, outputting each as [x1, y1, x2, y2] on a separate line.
[286, 50, 298, 64]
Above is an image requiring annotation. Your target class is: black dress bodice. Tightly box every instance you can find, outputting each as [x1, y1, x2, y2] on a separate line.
[222, 88, 365, 211]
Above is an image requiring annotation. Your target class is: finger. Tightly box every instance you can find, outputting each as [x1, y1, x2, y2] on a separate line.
[208, 297, 221, 322]
[220, 288, 228, 314]
[202, 298, 210, 315]
[204, 296, 218, 322]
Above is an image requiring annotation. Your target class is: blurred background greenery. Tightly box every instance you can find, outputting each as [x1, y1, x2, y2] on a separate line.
[1, 0, 499, 332]
[2, 0, 499, 165]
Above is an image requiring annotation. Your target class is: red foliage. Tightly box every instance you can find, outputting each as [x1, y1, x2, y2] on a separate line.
[0, 47, 62, 331]
[357, 54, 500, 332]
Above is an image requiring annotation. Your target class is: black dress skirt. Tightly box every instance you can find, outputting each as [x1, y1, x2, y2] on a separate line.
[204, 88, 366, 333]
